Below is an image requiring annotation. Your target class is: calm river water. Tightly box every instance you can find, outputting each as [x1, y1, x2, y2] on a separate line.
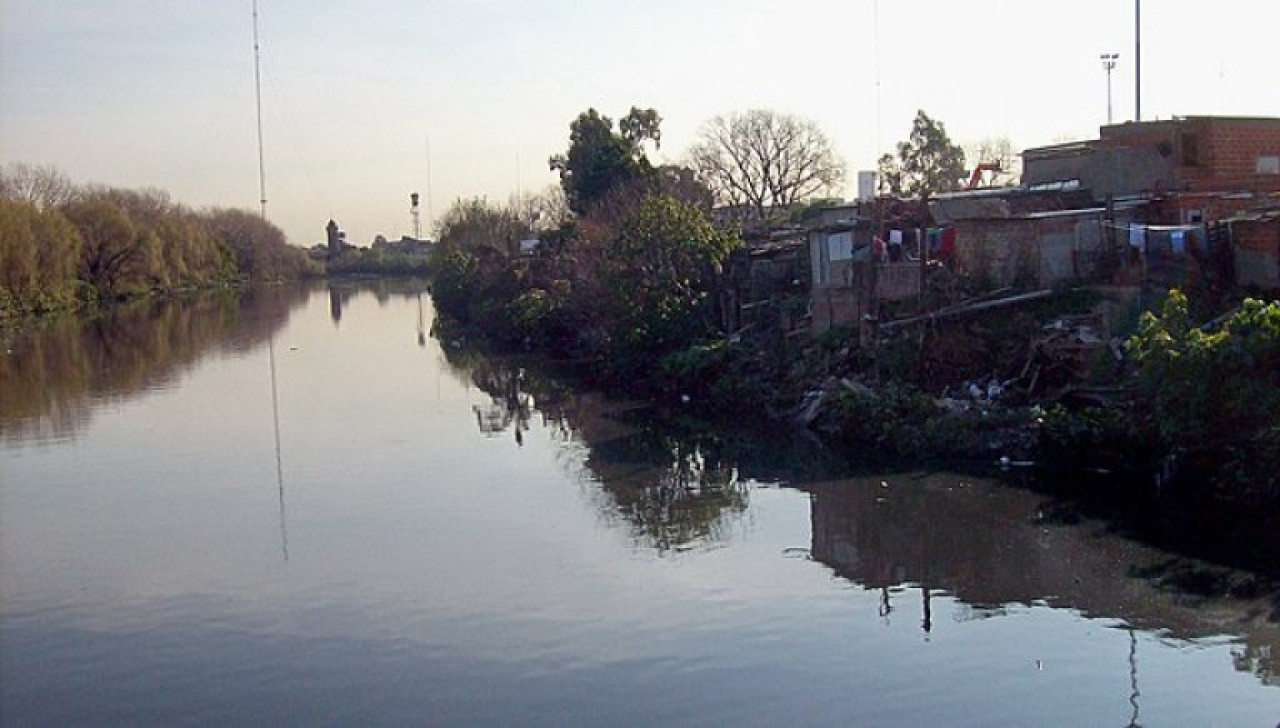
[3, 282, 1279, 726]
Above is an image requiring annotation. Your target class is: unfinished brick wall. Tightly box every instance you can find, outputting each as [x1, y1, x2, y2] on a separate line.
[1176, 118, 1280, 192]
[1232, 218, 1280, 289]
[1074, 118, 1280, 197]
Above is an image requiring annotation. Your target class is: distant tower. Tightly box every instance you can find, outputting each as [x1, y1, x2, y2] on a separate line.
[326, 219, 340, 260]
[410, 192, 421, 240]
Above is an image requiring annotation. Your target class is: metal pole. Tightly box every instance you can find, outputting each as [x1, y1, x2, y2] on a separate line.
[1101, 53, 1118, 125]
[253, 0, 268, 218]
[1135, 0, 1142, 121]
[1107, 65, 1113, 124]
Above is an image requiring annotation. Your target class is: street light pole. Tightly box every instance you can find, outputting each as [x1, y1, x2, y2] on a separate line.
[1101, 53, 1119, 125]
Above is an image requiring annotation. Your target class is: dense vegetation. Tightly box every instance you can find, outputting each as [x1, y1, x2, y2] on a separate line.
[1128, 291, 1280, 497]
[429, 108, 1280, 505]
[0, 163, 317, 319]
[431, 107, 740, 383]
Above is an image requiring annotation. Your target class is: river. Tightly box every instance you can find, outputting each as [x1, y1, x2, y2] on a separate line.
[2, 281, 1278, 725]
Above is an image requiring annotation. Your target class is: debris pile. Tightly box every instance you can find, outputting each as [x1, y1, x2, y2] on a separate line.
[1014, 312, 1125, 403]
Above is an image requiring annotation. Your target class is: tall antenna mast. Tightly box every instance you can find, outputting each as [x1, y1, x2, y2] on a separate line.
[253, 0, 268, 218]
[1134, 0, 1142, 122]
[425, 134, 434, 236]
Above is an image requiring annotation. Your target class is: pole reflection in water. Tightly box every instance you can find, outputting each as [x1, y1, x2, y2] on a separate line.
[3, 283, 1279, 726]
[416, 292, 426, 347]
[269, 333, 288, 563]
[1128, 627, 1141, 727]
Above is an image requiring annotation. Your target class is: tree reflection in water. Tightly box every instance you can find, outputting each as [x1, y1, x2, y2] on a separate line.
[586, 432, 748, 553]
[441, 311, 1280, 685]
[447, 347, 755, 553]
[0, 285, 309, 441]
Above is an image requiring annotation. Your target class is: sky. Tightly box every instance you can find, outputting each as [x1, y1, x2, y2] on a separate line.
[2, 1, 1276, 247]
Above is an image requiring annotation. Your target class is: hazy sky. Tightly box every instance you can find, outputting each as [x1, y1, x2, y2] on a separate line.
[2, 1, 1276, 247]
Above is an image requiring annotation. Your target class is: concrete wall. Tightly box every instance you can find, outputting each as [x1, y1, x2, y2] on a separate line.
[953, 212, 1118, 288]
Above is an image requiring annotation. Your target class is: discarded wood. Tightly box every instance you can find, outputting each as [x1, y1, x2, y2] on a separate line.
[1199, 307, 1240, 332]
[879, 289, 1053, 332]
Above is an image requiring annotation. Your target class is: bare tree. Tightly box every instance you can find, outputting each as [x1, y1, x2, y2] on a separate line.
[509, 184, 572, 234]
[963, 137, 1021, 187]
[689, 110, 846, 223]
[0, 162, 76, 210]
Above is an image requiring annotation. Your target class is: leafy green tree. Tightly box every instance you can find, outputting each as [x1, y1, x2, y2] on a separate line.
[63, 196, 154, 296]
[604, 194, 741, 361]
[0, 200, 80, 313]
[201, 208, 311, 282]
[430, 248, 481, 322]
[1126, 290, 1280, 494]
[99, 188, 229, 289]
[877, 109, 967, 197]
[428, 197, 531, 328]
[549, 107, 661, 216]
[689, 109, 846, 222]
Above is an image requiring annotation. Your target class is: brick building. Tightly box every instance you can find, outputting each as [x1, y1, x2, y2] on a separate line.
[1023, 116, 1280, 224]
[1230, 211, 1280, 289]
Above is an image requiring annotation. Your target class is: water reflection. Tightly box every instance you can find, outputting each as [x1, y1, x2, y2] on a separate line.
[6, 282, 1277, 718]
[446, 347, 1279, 689]
[805, 472, 1280, 686]
[0, 286, 309, 442]
[447, 350, 756, 553]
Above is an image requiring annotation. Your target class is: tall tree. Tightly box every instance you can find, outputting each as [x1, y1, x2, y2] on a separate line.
[605, 194, 741, 358]
[877, 110, 967, 197]
[549, 107, 661, 216]
[0, 200, 80, 311]
[63, 196, 151, 295]
[201, 207, 307, 282]
[689, 109, 846, 223]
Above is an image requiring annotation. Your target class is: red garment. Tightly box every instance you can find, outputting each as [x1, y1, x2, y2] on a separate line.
[939, 227, 956, 257]
[872, 236, 888, 262]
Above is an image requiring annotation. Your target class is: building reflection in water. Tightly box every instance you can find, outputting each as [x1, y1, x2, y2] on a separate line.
[805, 472, 1279, 687]
[442, 334, 1279, 689]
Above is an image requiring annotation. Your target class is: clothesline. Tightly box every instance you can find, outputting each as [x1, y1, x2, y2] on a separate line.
[1100, 221, 1205, 233]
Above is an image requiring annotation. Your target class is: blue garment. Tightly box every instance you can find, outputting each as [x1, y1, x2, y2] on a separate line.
[1129, 224, 1145, 250]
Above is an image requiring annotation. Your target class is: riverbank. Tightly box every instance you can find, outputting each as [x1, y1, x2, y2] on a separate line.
[6, 281, 1278, 723]
[432, 279, 1280, 510]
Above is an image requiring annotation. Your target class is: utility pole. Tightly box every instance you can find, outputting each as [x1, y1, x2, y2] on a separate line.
[1135, 0, 1142, 121]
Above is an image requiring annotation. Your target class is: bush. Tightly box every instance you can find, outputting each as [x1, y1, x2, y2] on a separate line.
[658, 339, 775, 415]
[1127, 290, 1280, 449]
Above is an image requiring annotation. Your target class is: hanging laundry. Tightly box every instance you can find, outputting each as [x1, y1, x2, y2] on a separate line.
[1170, 229, 1187, 255]
[1128, 224, 1146, 250]
[872, 236, 888, 262]
[940, 227, 956, 257]
[888, 229, 903, 245]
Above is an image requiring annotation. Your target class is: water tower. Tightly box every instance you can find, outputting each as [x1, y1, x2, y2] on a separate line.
[410, 192, 421, 240]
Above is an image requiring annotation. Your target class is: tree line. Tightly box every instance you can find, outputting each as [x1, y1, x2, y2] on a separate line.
[0, 163, 316, 317]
